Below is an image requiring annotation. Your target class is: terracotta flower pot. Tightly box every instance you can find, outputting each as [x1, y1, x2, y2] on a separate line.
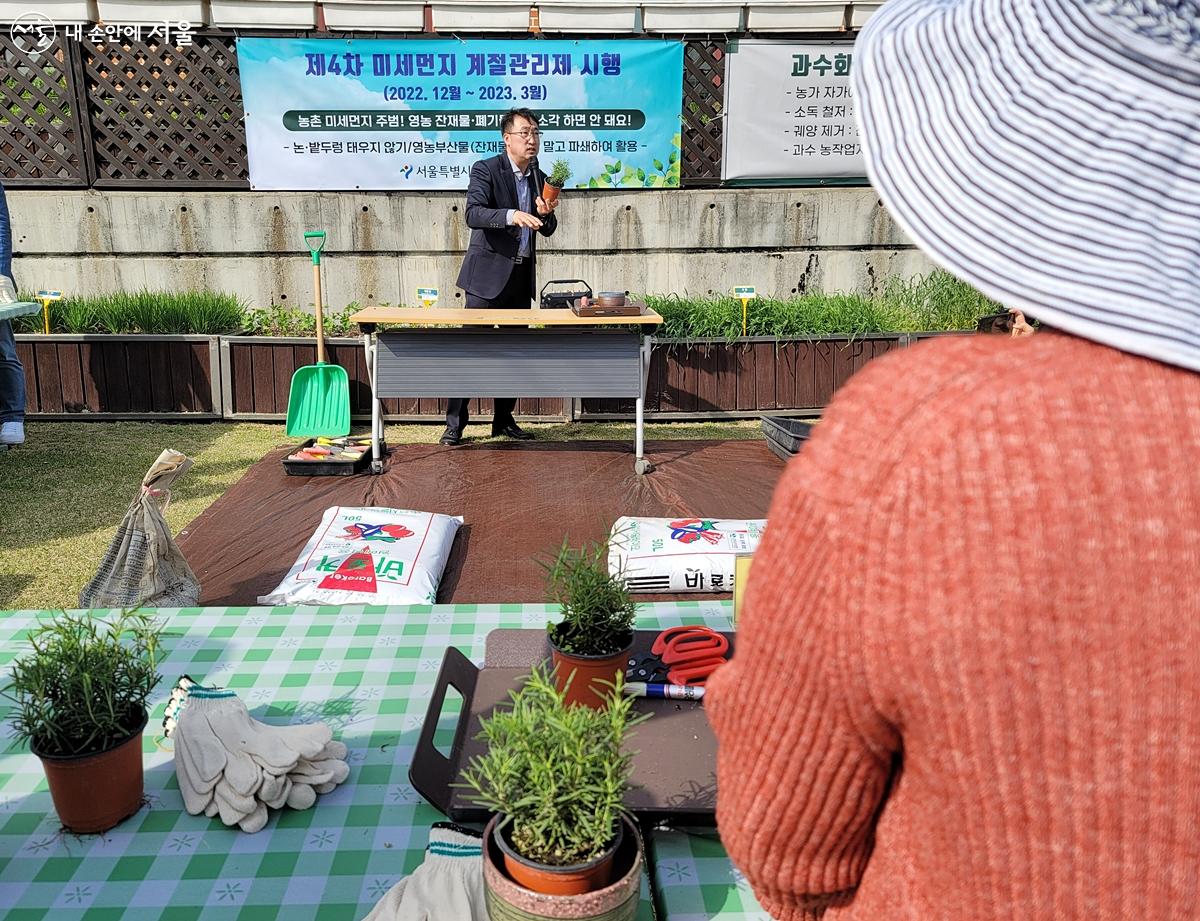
[541, 181, 563, 206]
[483, 814, 642, 920]
[493, 816, 622, 895]
[549, 632, 633, 709]
[32, 710, 148, 834]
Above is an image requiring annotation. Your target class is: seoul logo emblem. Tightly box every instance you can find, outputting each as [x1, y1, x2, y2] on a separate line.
[10, 11, 57, 53]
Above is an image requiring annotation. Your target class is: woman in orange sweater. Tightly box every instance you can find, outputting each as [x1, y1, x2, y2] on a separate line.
[705, 1, 1200, 919]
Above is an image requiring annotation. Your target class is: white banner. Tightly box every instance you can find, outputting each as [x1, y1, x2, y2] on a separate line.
[722, 40, 865, 181]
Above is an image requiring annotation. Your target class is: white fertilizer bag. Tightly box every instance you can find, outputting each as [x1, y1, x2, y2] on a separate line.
[259, 506, 463, 606]
[608, 516, 767, 593]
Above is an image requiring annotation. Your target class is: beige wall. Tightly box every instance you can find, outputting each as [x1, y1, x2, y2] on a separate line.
[8, 187, 932, 309]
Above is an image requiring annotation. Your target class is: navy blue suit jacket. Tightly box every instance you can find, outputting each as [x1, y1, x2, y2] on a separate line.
[455, 154, 558, 302]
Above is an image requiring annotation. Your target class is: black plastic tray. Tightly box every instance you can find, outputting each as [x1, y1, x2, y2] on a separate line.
[410, 628, 734, 825]
[761, 416, 812, 454]
[282, 439, 373, 477]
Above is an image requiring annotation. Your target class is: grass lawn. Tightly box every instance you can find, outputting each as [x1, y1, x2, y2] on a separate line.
[0, 419, 768, 611]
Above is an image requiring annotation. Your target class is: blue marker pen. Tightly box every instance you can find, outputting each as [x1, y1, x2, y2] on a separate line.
[623, 682, 705, 701]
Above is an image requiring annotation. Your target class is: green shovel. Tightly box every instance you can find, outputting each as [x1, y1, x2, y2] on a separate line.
[285, 230, 350, 437]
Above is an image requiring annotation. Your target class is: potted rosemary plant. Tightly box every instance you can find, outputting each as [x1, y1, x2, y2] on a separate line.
[541, 159, 572, 205]
[3, 610, 163, 833]
[461, 663, 647, 913]
[544, 538, 637, 709]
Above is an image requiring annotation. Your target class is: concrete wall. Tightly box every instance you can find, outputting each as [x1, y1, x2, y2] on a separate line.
[7, 187, 932, 309]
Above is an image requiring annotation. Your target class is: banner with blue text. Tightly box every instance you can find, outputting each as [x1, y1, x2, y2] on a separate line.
[238, 38, 685, 191]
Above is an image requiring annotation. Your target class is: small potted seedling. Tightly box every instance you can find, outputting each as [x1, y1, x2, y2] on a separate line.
[461, 662, 648, 913]
[541, 159, 572, 205]
[543, 538, 636, 709]
[3, 610, 163, 834]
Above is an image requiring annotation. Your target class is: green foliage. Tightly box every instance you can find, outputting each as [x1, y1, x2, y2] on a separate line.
[543, 539, 636, 657]
[239, 303, 365, 338]
[3, 610, 164, 757]
[12, 289, 246, 334]
[577, 133, 681, 189]
[458, 662, 647, 866]
[547, 158, 572, 187]
[644, 270, 1003, 340]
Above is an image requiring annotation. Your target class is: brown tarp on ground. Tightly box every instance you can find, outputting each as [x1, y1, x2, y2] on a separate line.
[178, 440, 786, 606]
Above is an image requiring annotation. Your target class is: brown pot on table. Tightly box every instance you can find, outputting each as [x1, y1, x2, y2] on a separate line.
[32, 709, 148, 834]
[483, 814, 643, 918]
[548, 631, 633, 710]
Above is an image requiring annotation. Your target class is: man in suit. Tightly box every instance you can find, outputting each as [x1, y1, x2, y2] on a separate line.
[441, 107, 559, 446]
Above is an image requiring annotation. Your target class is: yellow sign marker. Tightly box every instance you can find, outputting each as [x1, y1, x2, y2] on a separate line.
[733, 286, 757, 337]
[35, 289, 62, 335]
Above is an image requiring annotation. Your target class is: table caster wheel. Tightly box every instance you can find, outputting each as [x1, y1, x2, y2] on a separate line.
[370, 460, 384, 475]
[635, 459, 653, 475]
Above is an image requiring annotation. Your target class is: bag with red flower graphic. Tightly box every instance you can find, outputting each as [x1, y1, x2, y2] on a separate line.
[607, 516, 766, 593]
[259, 506, 463, 606]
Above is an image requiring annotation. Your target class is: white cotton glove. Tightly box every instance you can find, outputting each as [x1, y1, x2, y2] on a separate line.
[360, 824, 487, 921]
[193, 687, 331, 771]
[171, 682, 342, 833]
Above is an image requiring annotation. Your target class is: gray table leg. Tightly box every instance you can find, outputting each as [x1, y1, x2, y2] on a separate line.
[635, 335, 655, 475]
[364, 329, 384, 474]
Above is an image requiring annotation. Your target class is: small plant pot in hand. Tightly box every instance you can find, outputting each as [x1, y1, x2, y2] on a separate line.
[541, 159, 572, 206]
[549, 631, 634, 710]
[33, 709, 148, 834]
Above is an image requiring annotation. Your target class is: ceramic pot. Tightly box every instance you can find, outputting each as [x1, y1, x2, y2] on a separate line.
[541, 181, 563, 205]
[32, 709, 148, 834]
[483, 814, 642, 919]
[548, 632, 633, 709]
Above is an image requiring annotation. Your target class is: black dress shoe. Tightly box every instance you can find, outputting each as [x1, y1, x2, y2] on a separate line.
[439, 429, 462, 446]
[491, 422, 535, 440]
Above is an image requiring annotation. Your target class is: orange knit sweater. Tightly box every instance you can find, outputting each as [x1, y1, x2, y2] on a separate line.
[706, 332, 1200, 920]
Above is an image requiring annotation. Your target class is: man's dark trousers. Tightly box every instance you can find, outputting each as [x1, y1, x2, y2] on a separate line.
[444, 259, 533, 437]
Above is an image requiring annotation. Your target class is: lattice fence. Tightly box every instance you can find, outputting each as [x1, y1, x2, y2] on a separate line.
[681, 40, 725, 186]
[0, 35, 89, 187]
[80, 32, 248, 187]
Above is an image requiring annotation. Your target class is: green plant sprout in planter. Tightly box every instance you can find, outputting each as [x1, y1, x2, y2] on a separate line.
[542, 159, 572, 206]
[4, 610, 164, 833]
[459, 662, 649, 896]
[542, 537, 637, 708]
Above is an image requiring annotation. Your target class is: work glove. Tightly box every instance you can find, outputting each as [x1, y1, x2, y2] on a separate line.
[361, 824, 487, 921]
[170, 679, 348, 833]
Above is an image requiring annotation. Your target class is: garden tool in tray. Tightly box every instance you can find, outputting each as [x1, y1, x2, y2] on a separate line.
[286, 230, 350, 437]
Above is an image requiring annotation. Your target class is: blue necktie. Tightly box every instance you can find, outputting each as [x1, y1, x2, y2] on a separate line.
[515, 170, 531, 258]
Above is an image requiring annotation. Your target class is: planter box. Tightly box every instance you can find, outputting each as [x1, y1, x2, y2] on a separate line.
[536, 1, 638, 32]
[745, 1, 848, 31]
[429, 1, 530, 31]
[95, 0, 209, 25]
[209, 0, 315, 27]
[643, 2, 743, 32]
[580, 333, 939, 419]
[321, 0, 424, 29]
[221, 336, 568, 422]
[15, 334, 221, 418]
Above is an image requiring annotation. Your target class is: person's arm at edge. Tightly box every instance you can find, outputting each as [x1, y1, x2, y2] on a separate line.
[706, 460, 899, 920]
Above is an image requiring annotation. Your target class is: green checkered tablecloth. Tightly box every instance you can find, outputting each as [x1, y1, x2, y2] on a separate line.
[648, 830, 772, 921]
[0, 601, 764, 921]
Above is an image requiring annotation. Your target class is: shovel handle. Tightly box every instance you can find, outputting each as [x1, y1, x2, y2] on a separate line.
[313, 262, 326, 364]
[304, 230, 326, 265]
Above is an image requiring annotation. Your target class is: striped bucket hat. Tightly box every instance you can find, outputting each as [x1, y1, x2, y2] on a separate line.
[853, 0, 1200, 371]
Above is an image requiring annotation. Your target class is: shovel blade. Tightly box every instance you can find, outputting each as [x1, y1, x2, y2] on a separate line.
[285, 362, 351, 437]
